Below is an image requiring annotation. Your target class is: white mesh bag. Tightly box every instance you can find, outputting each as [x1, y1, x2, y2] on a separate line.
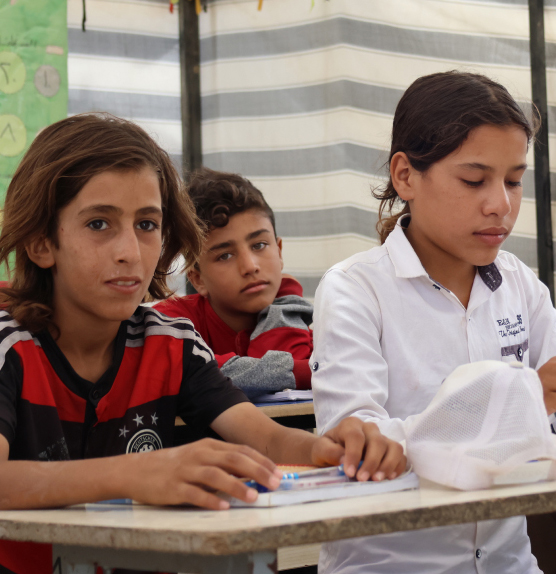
[406, 360, 556, 490]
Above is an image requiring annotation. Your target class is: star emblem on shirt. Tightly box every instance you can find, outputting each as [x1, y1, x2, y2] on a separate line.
[133, 414, 144, 427]
[151, 413, 158, 426]
[119, 426, 129, 438]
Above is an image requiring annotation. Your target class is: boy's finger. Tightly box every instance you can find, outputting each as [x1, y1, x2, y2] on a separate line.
[175, 482, 232, 511]
[207, 450, 282, 491]
[189, 466, 262, 504]
[204, 441, 279, 476]
[311, 436, 345, 467]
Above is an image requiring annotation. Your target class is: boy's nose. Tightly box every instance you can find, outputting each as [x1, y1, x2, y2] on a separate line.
[115, 227, 141, 264]
[238, 251, 259, 275]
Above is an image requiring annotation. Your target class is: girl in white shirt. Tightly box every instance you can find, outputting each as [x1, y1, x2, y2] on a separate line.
[312, 71, 556, 573]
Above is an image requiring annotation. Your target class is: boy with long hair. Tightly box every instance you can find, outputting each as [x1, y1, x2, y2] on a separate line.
[0, 114, 405, 574]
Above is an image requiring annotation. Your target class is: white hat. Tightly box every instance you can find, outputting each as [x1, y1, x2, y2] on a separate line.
[406, 360, 556, 490]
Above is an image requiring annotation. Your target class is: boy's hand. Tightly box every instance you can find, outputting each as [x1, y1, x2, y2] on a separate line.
[310, 417, 406, 482]
[126, 438, 282, 510]
[537, 357, 556, 415]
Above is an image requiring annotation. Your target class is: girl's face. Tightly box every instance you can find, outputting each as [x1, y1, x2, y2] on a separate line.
[35, 166, 163, 331]
[398, 124, 528, 269]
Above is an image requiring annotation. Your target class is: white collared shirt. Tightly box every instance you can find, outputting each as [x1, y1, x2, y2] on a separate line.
[311, 218, 555, 574]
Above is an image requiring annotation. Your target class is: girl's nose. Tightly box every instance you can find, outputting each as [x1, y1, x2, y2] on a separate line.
[115, 227, 141, 264]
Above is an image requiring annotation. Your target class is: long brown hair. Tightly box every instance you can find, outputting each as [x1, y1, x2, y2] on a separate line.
[0, 113, 203, 333]
[374, 71, 538, 243]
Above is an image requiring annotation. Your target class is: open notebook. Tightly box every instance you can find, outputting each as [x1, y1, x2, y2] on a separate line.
[225, 465, 419, 508]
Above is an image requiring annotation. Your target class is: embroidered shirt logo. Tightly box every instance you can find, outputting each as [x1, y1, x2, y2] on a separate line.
[496, 314, 525, 338]
[126, 429, 163, 453]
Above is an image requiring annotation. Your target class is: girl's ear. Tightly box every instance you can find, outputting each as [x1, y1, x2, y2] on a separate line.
[276, 236, 284, 270]
[187, 267, 209, 298]
[390, 152, 417, 201]
[25, 236, 56, 269]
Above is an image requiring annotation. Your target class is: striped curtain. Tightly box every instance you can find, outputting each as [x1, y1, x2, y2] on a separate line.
[68, 0, 556, 298]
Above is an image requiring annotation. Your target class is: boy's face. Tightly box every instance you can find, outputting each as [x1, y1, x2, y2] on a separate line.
[30, 167, 163, 331]
[189, 208, 283, 331]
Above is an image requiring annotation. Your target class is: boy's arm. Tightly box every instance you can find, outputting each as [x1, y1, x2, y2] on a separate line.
[219, 278, 313, 397]
[211, 402, 406, 482]
[0, 433, 282, 510]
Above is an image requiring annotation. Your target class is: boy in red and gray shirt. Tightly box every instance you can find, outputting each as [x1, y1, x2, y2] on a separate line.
[156, 168, 312, 398]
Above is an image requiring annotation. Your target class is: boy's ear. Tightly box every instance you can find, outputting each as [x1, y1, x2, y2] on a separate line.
[276, 236, 284, 270]
[390, 151, 417, 202]
[187, 267, 209, 298]
[25, 236, 56, 269]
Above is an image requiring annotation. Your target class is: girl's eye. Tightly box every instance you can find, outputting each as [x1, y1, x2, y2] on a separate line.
[506, 180, 522, 188]
[217, 253, 232, 262]
[88, 219, 108, 231]
[137, 220, 160, 232]
[462, 179, 483, 188]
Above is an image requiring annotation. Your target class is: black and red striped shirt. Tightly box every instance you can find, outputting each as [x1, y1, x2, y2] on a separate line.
[0, 306, 248, 574]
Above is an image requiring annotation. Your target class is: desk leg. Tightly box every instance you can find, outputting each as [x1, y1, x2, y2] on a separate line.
[52, 545, 278, 574]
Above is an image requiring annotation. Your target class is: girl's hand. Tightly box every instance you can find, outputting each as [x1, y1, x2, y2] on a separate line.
[537, 357, 556, 415]
[311, 417, 406, 482]
[125, 438, 283, 510]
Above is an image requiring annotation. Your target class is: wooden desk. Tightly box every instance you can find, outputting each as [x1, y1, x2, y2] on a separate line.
[5, 478, 556, 573]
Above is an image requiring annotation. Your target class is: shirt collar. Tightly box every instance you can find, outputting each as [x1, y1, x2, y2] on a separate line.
[384, 214, 505, 292]
[385, 214, 428, 279]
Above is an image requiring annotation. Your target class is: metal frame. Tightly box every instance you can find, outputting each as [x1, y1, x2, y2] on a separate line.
[529, 0, 554, 302]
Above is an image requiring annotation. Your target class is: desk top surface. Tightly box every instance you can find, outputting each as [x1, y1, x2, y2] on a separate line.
[256, 401, 314, 418]
[2, 478, 556, 556]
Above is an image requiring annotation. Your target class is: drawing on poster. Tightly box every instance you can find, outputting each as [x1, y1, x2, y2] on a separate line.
[0, 0, 67, 204]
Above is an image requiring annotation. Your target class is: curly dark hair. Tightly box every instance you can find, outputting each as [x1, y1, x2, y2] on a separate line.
[187, 167, 276, 235]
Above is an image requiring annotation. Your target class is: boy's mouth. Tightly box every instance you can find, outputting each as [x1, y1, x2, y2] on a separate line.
[241, 280, 269, 294]
[105, 277, 142, 293]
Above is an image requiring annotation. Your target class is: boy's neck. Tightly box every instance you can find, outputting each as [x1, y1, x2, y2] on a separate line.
[51, 312, 121, 383]
[208, 298, 258, 333]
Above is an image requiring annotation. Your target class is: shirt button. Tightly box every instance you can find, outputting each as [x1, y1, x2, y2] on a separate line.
[312, 362, 319, 372]
[476, 549, 482, 559]
[91, 390, 100, 400]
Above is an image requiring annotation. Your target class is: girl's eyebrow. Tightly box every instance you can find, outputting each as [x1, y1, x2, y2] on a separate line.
[457, 162, 528, 171]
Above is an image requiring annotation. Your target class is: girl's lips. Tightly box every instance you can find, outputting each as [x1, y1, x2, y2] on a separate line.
[241, 282, 269, 294]
[473, 231, 508, 246]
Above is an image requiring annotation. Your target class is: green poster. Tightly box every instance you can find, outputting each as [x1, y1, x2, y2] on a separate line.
[0, 0, 68, 203]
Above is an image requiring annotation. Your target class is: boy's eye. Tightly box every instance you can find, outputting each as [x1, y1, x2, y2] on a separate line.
[253, 242, 268, 251]
[88, 219, 108, 231]
[137, 220, 160, 232]
[217, 252, 232, 262]
[462, 179, 483, 188]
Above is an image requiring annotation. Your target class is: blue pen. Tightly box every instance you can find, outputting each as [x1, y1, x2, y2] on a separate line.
[245, 463, 363, 493]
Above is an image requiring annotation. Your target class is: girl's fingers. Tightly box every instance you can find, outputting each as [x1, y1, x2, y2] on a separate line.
[372, 440, 406, 481]
[174, 482, 233, 510]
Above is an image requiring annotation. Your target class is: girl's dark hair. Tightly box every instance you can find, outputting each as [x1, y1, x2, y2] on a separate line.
[187, 167, 276, 235]
[0, 113, 204, 334]
[374, 71, 539, 243]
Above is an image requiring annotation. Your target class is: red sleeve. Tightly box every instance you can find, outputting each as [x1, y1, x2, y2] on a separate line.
[276, 277, 303, 298]
[154, 296, 194, 319]
[248, 327, 313, 360]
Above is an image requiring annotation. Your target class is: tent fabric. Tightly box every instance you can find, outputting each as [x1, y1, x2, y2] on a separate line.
[68, 0, 556, 297]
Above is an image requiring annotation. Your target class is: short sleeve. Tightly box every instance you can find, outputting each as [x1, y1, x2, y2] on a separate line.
[0, 347, 23, 446]
[177, 334, 249, 428]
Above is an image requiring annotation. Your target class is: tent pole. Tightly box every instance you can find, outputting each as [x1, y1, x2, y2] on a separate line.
[529, 0, 554, 302]
[179, 0, 203, 180]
